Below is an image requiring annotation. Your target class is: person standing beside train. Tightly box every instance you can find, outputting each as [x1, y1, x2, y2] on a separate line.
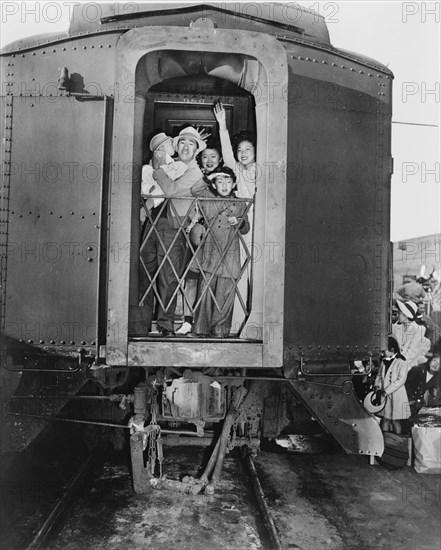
[406, 352, 441, 414]
[142, 126, 206, 337]
[392, 300, 431, 369]
[373, 336, 411, 435]
[395, 278, 426, 303]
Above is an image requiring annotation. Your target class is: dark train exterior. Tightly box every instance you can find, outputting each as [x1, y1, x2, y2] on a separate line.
[1, 3, 393, 468]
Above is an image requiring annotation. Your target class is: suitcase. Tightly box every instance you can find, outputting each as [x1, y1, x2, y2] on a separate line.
[377, 432, 409, 469]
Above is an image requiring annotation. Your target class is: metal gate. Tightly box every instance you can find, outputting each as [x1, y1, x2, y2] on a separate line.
[139, 193, 254, 336]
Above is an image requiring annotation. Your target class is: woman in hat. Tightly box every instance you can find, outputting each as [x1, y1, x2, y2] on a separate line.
[392, 300, 431, 370]
[374, 336, 411, 434]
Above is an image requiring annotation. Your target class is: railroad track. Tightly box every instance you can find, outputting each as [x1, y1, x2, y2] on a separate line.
[6, 444, 282, 550]
[4, 438, 440, 550]
[24, 451, 104, 550]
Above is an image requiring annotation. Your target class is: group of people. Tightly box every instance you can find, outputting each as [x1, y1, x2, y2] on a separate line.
[372, 297, 440, 435]
[138, 101, 257, 338]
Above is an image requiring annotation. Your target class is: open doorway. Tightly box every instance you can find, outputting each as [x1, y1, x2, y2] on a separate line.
[129, 53, 262, 340]
[108, 27, 287, 366]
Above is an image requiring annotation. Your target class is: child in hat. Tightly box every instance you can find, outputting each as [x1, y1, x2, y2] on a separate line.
[141, 132, 188, 211]
[374, 336, 411, 434]
[191, 166, 250, 338]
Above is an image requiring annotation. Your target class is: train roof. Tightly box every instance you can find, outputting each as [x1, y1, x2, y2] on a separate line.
[0, 2, 392, 74]
[0, 2, 327, 52]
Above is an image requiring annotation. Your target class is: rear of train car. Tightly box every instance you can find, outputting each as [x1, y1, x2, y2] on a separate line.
[0, 3, 393, 462]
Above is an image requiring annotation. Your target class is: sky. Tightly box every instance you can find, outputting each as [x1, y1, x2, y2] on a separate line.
[1, 0, 440, 242]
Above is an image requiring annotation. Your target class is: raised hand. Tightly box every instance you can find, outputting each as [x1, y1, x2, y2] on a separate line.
[195, 126, 211, 142]
[213, 101, 227, 130]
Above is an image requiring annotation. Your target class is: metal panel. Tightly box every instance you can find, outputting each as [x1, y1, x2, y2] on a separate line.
[5, 96, 107, 346]
[288, 378, 384, 456]
[127, 341, 262, 368]
[283, 73, 391, 363]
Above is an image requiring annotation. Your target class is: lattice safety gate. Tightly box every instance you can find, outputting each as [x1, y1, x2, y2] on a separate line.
[139, 194, 254, 337]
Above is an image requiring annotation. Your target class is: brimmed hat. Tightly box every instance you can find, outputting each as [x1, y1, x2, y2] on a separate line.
[363, 391, 386, 414]
[172, 127, 206, 153]
[396, 300, 419, 320]
[149, 132, 172, 152]
[206, 166, 236, 183]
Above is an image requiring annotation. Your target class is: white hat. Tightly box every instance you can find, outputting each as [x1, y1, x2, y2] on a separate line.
[172, 126, 206, 153]
[363, 391, 386, 414]
[396, 300, 419, 320]
[149, 132, 172, 152]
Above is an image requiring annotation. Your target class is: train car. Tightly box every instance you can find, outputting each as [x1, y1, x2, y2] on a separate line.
[0, 3, 393, 488]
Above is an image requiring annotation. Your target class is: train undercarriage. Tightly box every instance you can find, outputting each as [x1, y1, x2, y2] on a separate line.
[2, 353, 384, 495]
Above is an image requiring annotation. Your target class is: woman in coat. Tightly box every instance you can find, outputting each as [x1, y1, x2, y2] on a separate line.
[392, 300, 431, 369]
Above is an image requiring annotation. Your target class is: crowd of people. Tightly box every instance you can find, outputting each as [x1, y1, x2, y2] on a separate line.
[365, 273, 441, 435]
[138, 101, 256, 339]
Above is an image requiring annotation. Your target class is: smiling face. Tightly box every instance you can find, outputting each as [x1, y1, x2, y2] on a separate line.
[176, 137, 198, 163]
[200, 148, 221, 173]
[237, 140, 255, 166]
[213, 175, 234, 197]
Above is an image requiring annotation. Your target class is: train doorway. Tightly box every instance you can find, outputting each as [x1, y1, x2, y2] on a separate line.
[107, 27, 287, 368]
[134, 73, 257, 339]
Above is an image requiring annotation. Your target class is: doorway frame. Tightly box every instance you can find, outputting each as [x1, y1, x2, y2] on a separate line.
[106, 26, 288, 368]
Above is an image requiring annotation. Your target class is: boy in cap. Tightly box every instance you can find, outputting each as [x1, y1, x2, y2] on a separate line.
[190, 166, 250, 338]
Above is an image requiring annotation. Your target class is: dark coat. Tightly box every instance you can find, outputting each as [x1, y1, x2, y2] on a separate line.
[406, 365, 441, 412]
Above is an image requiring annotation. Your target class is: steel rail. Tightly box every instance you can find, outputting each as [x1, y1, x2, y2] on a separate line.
[26, 451, 102, 550]
[242, 452, 282, 550]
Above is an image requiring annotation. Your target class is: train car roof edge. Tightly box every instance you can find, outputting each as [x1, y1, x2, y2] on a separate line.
[0, 4, 393, 76]
[1, 2, 329, 53]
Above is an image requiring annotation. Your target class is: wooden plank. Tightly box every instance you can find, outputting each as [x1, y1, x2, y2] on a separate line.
[127, 341, 263, 368]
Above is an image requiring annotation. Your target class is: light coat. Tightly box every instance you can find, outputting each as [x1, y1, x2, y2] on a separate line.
[392, 321, 431, 369]
[375, 355, 411, 420]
